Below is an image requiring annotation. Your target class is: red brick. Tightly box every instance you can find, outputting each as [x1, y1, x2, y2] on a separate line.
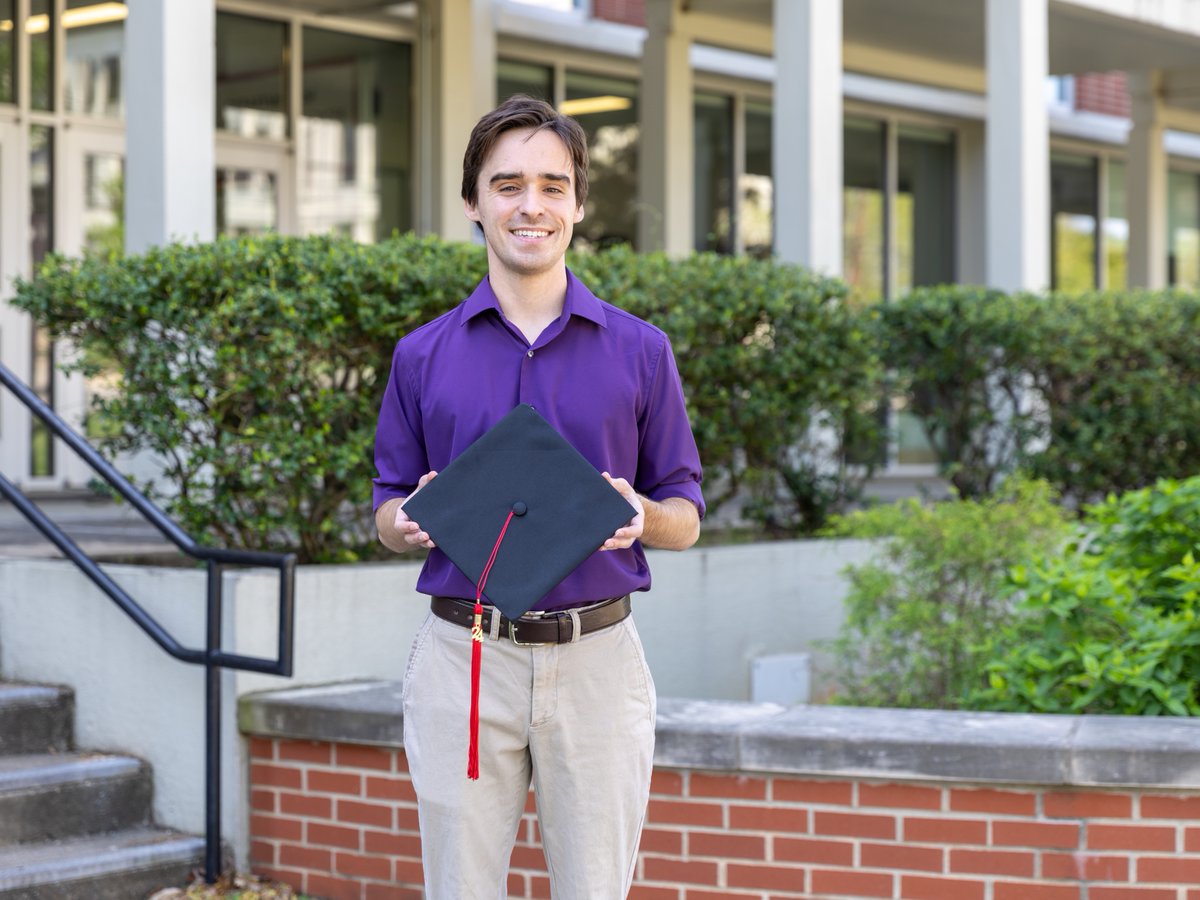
[1138, 856, 1200, 882]
[248, 737, 276, 760]
[251, 763, 303, 790]
[904, 816, 988, 845]
[901, 875, 986, 900]
[307, 822, 360, 850]
[629, 888, 681, 900]
[365, 829, 422, 858]
[811, 868, 893, 898]
[642, 857, 719, 885]
[396, 806, 420, 832]
[250, 814, 303, 842]
[279, 791, 332, 819]
[250, 839, 275, 866]
[814, 810, 895, 840]
[366, 775, 417, 802]
[336, 744, 394, 771]
[689, 773, 768, 800]
[336, 851, 391, 880]
[639, 827, 683, 855]
[1088, 823, 1176, 851]
[688, 831, 765, 860]
[950, 848, 1035, 877]
[949, 788, 1036, 816]
[860, 841, 942, 872]
[279, 844, 331, 871]
[525, 792, 537, 814]
[253, 867, 304, 890]
[647, 799, 724, 827]
[251, 789, 275, 812]
[651, 770, 684, 796]
[858, 782, 942, 811]
[994, 883, 1079, 900]
[729, 804, 808, 833]
[772, 779, 853, 806]
[683, 892, 762, 900]
[774, 836, 854, 866]
[366, 885, 423, 900]
[1042, 851, 1128, 881]
[1091, 889, 1177, 900]
[1187, 826, 1200, 852]
[338, 799, 393, 828]
[726, 862, 805, 892]
[1044, 791, 1132, 819]
[510, 844, 547, 870]
[1141, 794, 1200, 818]
[309, 770, 363, 796]
[530, 874, 551, 898]
[992, 820, 1079, 848]
[507, 873, 526, 897]
[306, 873, 361, 900]
[394, 858, 424, 886]
[278, 741, 332, 765]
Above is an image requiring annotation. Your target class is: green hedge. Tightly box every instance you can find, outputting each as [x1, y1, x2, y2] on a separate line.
[13, 235, 880, 561]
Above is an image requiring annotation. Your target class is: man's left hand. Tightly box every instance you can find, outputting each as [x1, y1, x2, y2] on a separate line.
[600, 472, 644, 551]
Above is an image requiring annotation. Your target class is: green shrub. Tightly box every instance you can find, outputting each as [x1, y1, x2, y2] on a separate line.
[823, 477, 1069, 708]
[972, 477, 1200, 716]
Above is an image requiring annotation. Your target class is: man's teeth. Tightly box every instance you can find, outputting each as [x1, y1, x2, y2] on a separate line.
[513, 230, 549, 237]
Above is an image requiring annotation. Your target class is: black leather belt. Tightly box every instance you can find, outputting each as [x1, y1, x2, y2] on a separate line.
[431, 595, 632, 645]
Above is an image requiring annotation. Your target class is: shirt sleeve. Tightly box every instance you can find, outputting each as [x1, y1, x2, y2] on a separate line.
[634, 334, 706, 519]
[372, 340, 429, 512]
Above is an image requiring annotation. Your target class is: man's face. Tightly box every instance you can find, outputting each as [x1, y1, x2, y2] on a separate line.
[465, 127, 585, 280]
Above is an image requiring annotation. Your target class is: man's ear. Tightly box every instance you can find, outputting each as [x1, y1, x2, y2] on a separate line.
[574, 204, 585, 224]
[464, 198, 481, 223]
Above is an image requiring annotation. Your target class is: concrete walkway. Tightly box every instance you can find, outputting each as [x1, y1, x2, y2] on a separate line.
[0, 494, 171, 560]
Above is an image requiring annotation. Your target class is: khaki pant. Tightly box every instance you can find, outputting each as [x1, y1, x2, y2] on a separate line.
[402, 609, 657, 899]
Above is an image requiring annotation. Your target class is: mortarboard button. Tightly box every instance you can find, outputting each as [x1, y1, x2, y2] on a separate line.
[512, 501, 528, 516]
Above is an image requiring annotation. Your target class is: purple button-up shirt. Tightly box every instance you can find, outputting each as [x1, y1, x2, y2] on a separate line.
[372, 269, 705, 612]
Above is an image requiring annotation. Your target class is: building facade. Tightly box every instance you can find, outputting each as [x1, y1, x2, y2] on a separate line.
[2, 0, 1200, 487]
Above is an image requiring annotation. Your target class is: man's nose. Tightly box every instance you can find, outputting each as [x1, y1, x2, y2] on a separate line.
[518, 189, 544, 217]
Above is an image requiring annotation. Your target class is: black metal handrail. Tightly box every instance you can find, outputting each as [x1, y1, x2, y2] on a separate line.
[0, 361, 295, 883]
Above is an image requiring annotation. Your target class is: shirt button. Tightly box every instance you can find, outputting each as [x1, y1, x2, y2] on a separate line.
[527, 350, 534, 358]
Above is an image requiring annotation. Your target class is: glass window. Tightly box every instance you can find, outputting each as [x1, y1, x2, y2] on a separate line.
[1169, 170, 1200, 288]
[741, 99, 772, 258]
[64, 0, 126, 118]
[843, 118, 885, 304]
[563, 71, 638, 250]
[896, 125, 955, 293]
[30, 0, 54, 110]
[216, 167, 278, 236]
[1104, 159, 1127, 290]
[216, 13, 288, 139]
[30, 124, 55, 477]
[694, 91, 733, 254]
[498, 59, 552, 104]
[299, 29, 412, 241]
[0, 0, 14, 104]
[1051, 153, 1098, 292]
[83, 152, 123, 256]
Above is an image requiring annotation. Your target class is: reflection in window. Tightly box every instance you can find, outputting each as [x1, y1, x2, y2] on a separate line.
[0, 0, 14, 103]
[30, 125, 54, 476]
[740, 100, 772, 258]
[300, 29, 412, 241]
[84, 153, 123, 256]
[216, 168, 278, 235]
[65, 0, 126, 117]
[564, 71, 638, 250]
[216, 13, 288, 139]
[1105, 160, 1128, 290]
[896, 125, 955, 294]
[843, 118, 885, 304]
[1169, 170, 1200, 288]
[498, 59, 552, 104]
[30, 0, 54, 110]
[1051, 153, 1098, 293]
[694, 92, 733, 254]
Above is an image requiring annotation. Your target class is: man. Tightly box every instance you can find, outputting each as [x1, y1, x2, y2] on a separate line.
[373, 94, 704, 898]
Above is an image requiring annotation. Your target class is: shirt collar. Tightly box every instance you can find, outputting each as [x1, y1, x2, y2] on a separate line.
[459, 268, 608, 329]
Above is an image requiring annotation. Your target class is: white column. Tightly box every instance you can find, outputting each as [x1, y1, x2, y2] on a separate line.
[772, 0, 842, 274]
[638, 0, 693, 256]
[956, 121, 988, 284]
[416, 0, 496, 242]
[124, 0, 215, 253]
[1127, 71, 1167, 289]
[985, 0, 1049, 291]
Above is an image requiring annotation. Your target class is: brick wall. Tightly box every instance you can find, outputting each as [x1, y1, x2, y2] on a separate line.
[247, 735, 1200, 900]
[592, 0, 645, 27]
[1074, 72, 1131, 119]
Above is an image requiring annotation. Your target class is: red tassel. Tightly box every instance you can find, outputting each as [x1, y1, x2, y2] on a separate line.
[467, 509, 516, 781]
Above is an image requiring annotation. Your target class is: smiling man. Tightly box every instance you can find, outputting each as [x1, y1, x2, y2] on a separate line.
[372, 95, 704, 898]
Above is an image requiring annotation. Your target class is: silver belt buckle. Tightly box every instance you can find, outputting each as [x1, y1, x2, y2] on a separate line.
[508, 619, 550, 646]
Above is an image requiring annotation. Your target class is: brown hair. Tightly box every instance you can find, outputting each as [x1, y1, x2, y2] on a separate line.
[461, 94, 589, 208]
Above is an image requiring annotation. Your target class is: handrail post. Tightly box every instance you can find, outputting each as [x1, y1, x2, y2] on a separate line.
[205, 559, 223, 882]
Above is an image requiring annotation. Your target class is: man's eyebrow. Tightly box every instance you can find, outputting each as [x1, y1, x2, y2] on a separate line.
[488, 171, 572, 185]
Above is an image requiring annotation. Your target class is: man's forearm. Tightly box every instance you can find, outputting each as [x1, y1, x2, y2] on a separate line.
[375, 497, 412, 553]
[639, 496, 700, 550]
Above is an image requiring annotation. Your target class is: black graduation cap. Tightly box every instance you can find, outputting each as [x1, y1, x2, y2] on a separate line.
[401, 403, 638, 620]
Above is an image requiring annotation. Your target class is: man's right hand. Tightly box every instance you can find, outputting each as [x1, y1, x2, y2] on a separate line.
[375, 471, 438, 552]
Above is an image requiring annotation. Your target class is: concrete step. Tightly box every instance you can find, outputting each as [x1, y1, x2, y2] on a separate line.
[0, 686, 72, 757]
[0, 753, 152, 846]
[0, 827, 205, 900]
